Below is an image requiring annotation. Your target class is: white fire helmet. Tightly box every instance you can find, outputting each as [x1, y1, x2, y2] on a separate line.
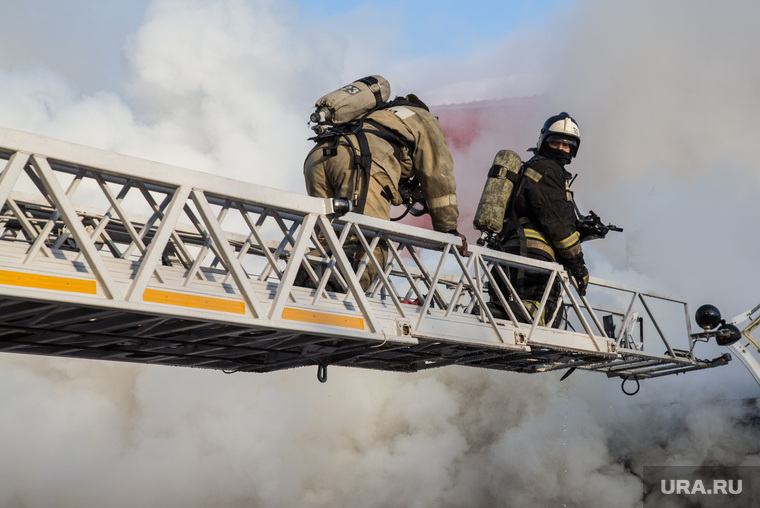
[537, 112, 581, 158]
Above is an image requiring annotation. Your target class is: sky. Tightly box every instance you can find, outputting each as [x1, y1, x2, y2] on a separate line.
[0, 0, 759, 506]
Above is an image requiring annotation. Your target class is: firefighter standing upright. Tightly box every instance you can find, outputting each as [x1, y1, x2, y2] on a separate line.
[483, 112, 589, 326]
[302, 76, 466, 291]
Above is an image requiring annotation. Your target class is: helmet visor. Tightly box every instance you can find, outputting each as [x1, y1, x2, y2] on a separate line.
[546, 135, 577, 149]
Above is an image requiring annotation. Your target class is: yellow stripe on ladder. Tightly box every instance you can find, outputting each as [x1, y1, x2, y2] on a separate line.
[143, 288, 246, 314]
[282, 307, 365, 330]
[0, 269, 97, 294]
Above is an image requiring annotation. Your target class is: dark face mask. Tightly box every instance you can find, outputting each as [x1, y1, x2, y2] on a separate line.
[540, 144, 573, 165]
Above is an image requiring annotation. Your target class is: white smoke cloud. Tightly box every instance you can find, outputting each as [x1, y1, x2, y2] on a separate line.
[0, 0, 345, 190]
[0, 0, 759, 507]
[553, 0, 760, 183]
[0, 0, 150, 94]
[120, 0, 346, 185]
[543, 0, 760, 317]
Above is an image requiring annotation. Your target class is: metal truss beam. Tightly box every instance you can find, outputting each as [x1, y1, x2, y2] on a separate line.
[0, 127, 730, 382]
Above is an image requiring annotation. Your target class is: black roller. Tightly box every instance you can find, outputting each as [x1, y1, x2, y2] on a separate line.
[716, 324, 742, 346]
[695, 304, 722, 330]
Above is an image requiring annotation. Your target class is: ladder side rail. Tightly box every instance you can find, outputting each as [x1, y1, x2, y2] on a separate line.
[181, 198, 225, 280]
[477, 256, 525, 327]
[616, 291, 640, 348]
[354, 234, 385, 297]
[354, 230, 424, 308]
[0, 127, 384, 220]
[257, 210, 302, 284]
[4, 199, 55, 259]
[413, 242, 452, 330]
[637, 363, 730, 379]
[636, 289, 689, 355]
[121, 185, 171, 260]
[83, 175, 137, 260]
[637, 292, 678, 358]
[20, 161, 74, 262]
[264, 212, 319, 320]
[262, 213, 380, 331]
[589, 277, 688, 304]
[311, 221, 353, 299]
[313, 214, 382, 334]
[125, 185, 192, 302]
[342, 222, 374, 290]
[301, 213, 528, 348]
[6, 140, 335, 295]
[252, 207, 286, 282]
[0, 153, 35, 244]
[527, 270, 560, 339]
[134, 181, 196, 269]
[406, 240, 444, 311]
[443, 248, 474, 318]
[457, 252, 521, 345]
[30, 155, 122, 300]
[586, 280, 692, 358]
[181, 198, 236, 286]
[234, 200, 283, 283]
[564, 276, 609, 342]
[334, 211, 461, 250]
[469, 244, 685, 355]
[553, 273, 603, 352]
[82, 217, 119, 259]
[404, 243, 450, 311]
[385, 240, 428, 304]
[627, 361, 719, 378]
[470, 252, 484, 316]
[50, 169, 87, 251]
[366, 238, 398, 301]
[352, 227, 408, 315]
[277, 230, 315, 295]
[0, 152, 31, 214]
[474, 245, 561, 326]
[190, 189, 265, 319]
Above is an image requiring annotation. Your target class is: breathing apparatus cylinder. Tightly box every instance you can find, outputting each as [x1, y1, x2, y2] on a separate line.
[311, 75, 391, 127]
[473, 149, 523, 245]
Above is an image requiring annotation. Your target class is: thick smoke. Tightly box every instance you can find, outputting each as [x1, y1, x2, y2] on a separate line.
[546, 0, 760, 315]
[0, 1, 758, 507]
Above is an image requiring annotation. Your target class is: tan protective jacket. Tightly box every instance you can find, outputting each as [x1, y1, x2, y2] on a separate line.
[304, 103, 459, 233]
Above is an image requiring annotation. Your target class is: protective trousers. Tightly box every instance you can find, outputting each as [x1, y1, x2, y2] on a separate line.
[487, 250, 562, 327]
[302, 137, 389, 291]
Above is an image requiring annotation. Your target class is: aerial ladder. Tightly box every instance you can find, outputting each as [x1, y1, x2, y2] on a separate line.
[0, 126, 735, 390]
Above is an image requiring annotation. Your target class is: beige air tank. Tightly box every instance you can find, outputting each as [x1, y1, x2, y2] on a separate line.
[473, 149, 523, 244]
[311, 75, 391, 126]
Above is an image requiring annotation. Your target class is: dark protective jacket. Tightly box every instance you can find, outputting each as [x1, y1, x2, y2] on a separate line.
[490, 153, 587, 324]
[500, 155, 582, 265]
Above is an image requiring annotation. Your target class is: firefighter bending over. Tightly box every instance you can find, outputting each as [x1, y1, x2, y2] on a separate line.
[485, 112, 588, 326]
[301, 76, 466, 291]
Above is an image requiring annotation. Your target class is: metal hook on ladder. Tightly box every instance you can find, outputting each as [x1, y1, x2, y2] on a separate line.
[317, 364, 328, 383]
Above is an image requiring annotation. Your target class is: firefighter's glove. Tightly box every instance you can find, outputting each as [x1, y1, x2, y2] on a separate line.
[448, 229, 468, 257]
[564, 256, 589, 297]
